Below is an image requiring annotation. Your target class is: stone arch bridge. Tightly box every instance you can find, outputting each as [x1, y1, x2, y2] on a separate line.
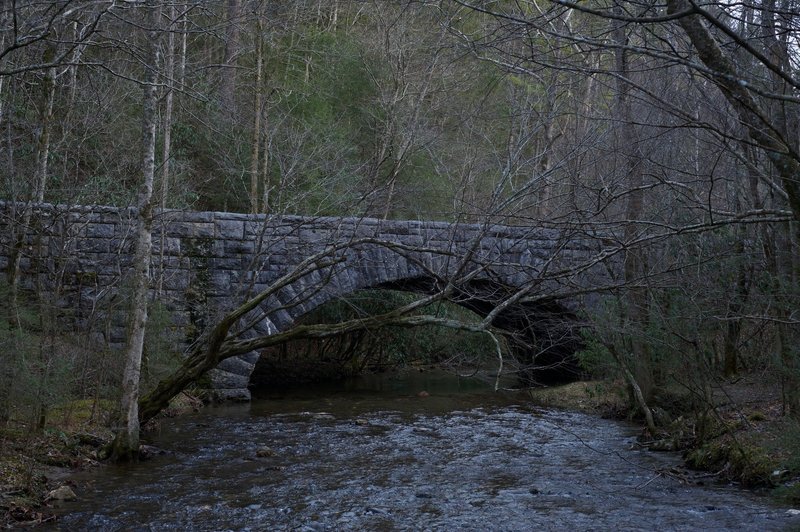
[0, 203, 618, 401]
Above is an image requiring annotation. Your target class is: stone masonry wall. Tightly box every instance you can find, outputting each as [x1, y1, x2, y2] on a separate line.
[0, 202, 614, 400]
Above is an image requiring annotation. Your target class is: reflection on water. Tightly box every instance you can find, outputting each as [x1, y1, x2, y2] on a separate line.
[53, 371, 797, 531]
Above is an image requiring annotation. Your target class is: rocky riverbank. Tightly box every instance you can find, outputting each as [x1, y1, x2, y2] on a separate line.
[527, 376, 800, 505]
[0, 423, 111, 527]
[0, 393, 203, 528]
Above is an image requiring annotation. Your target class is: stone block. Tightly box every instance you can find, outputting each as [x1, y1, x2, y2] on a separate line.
[246, 220, 296, 238]
[159, 272, 189, 291]
[299, 227, 332, 243]
[277, 283, 301, 306]
[452, 227, 475, 243]
[249, 320, 275, 337]
[421, 226, 453, 243]
[214, 211, 252, 222]
[109, 237, 134, 255]
[216, 356, 256, 377]
[396, 220, 423, 238]
[151, 237, 181, 255]
[240, 351, 261, 365]
[267, 308, 293, 329]
[225, 240, 255, 255]
[182, 237, 224, 257]
[210, 257, 246, 271]
[209, 270, 232, 292]
[158, 255, 191, 270]
[210, 387, 251, 403]
[208, 368, 249, 389]
[75, 238, 110, 253]
[166, 222, 215, 239]
[176, 210, 215, 223]
[84, 223, 116, 238]
[349, 223, 380, 239]
[216, 219, 244, 240]
[411, 234, 430, 248]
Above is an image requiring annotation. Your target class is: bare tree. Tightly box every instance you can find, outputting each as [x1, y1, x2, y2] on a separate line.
[220, 0, 242, 117]
[110, 0, 162, 462]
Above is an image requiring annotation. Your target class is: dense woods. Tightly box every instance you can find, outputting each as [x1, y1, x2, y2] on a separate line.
[0, 0, 798, 486]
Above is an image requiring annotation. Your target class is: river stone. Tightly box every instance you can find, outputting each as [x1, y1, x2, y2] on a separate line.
[139, 444, 165, 459]
[48, 485, 77, 501]
[651, 406, 672, 426]
[256, 446, 276, 457]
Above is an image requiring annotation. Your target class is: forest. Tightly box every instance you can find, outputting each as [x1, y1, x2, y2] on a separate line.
[0, 0, 799, 523]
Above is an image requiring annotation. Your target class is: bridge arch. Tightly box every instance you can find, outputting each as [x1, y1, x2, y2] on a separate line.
[210, 250, 584, 401]
[244, 277, 585, 391]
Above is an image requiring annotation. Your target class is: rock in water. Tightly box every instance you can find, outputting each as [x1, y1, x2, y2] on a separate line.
[256, 446, 276, 457]
[139, 444, 165, 459]
[47, 486, 77, 501]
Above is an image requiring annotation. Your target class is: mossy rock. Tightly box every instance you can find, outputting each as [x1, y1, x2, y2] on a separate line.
[773, 482, 800, 505]
[685, 440, 777, 487]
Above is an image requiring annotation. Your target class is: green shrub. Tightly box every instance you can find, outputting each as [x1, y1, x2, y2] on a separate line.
[576, 331, 616, 377]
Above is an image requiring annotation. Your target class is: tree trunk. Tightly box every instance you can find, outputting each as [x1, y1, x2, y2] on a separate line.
[156, 2, 177, 296]
[0, 50, 7, 425]
[110, 0, 161, 462]
[178, 3, 188, 88]
[260, 99, 271, 214]
[34, 66, 57, 203]
[613, 11, 652, 400]
[723, 224, 749, 377]
[161, 2, 176, 209]
[249, 16, 263, 214]
[68, 21, 88, 105]
[220, 0, 241, 116]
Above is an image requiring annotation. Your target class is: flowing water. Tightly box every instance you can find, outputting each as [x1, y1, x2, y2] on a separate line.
[53, 371, 798, 531]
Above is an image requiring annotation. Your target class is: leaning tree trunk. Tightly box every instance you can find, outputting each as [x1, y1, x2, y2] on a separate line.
[110, 0, 161, 462]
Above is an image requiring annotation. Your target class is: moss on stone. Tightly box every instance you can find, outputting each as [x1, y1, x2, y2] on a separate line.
[525, 380, 628, 416]
[685, 437, 781, 487]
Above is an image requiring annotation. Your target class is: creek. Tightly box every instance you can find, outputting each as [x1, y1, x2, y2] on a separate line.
[53, 371, 797, 530]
